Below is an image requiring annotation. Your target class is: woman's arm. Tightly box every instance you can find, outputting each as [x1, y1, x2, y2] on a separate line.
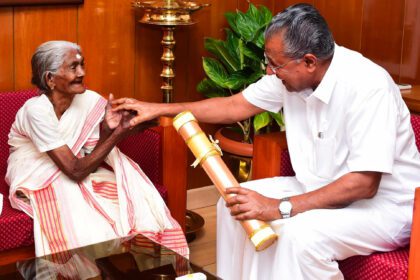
[47, 129, 123, 182]
[47, 96, 133, 182]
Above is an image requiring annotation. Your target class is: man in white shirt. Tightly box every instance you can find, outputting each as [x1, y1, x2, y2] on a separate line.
[113, 3, 420, 279]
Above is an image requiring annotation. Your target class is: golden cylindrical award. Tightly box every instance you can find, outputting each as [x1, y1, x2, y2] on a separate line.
[173, 111, 277, 251]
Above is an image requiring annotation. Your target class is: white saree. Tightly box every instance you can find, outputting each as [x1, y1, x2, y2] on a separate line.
[6, 90, 188, 258]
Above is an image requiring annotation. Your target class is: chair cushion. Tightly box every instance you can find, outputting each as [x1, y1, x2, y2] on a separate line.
[280, 149, 295, 176]
[411, 114, 420, 150]
[0, 89, 39, 196]
[0, 193, 34, 251]
[117, 127, 163, 186]
[339, 247, 409, 280]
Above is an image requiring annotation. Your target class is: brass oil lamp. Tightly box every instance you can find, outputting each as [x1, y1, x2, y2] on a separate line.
[133, 0, 210, 103]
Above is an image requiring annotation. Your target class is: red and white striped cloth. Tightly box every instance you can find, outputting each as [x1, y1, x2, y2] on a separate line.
[6, 90, 188, 259]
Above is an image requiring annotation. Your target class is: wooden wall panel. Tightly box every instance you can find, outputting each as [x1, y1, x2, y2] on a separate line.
[361, 0, 405, 81]
[0, 8, 14, 91]
[400, 0, 420, 84]
[14, 5, 77, 90]
[78, 0, 135, 99]
[315, 0, 363, 52]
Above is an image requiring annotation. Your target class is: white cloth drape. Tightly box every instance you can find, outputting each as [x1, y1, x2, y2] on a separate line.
[217, 177, 412, 280]
[6, 90, 188, 257]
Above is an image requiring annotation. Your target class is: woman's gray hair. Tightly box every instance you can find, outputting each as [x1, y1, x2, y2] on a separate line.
[31, 40, 81, 92]
[265, 4, 335, 61]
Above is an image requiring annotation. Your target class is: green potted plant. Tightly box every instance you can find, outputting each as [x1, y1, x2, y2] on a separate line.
[197, 3, 284, 147]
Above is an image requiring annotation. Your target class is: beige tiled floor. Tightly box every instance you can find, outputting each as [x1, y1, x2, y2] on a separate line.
[187, 186, 219, 275]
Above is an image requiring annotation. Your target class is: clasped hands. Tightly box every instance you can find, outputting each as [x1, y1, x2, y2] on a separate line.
[104, 95, 158, 135]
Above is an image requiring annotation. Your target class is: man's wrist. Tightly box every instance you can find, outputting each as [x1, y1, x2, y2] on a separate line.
[279, 197, 293, 219]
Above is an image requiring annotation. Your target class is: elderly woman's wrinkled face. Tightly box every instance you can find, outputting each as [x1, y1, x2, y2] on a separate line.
[52, 49, 85, 95]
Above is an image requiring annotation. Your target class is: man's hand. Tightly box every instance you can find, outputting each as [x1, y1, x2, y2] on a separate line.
[112, 98, 160, 127]
[225, 187, 281, 221]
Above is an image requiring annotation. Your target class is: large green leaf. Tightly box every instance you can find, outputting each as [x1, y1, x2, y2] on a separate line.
[241, 42, 262, 62]
[253, 112, 271, 134]
[225, 68, 264, 90]
[202, 57, 229, 88]
[224, 71, 249, 90]
[197, 78, 228, 98]
[246, 3, 260, 23]
[257, 5, 273, 26]
[269, 112, 285, 127]
[204, 38, 239, 73]
[225, 30, 242, 68]
[235, 11, 260, 42]
[225, 11, 240, 36]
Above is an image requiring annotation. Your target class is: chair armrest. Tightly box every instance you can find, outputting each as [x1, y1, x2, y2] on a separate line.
[160, 117, 187, 231]
[409, 187, 420, 280]
[252, 131, 290, 180]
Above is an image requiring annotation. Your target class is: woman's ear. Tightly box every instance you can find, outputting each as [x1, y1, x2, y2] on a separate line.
[46, 72, 55, 90]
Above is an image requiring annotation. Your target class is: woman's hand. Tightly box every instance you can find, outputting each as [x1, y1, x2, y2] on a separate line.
[225, 187, 281, 221]
[113, 110, 134, 137]
[111, 98, 160, 127]
[104, 93, 122, 130]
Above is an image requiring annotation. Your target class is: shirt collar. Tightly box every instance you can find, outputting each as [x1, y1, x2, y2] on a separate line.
[311, 44, 340, 104]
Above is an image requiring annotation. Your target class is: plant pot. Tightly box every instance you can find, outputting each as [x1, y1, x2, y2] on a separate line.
[215, 127, 253, 182]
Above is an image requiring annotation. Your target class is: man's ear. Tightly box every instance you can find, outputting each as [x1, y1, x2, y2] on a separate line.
[303, 54, 317, 72]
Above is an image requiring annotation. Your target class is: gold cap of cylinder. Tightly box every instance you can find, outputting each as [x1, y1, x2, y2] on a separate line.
[250, 226, 278, 251]
[173, 111, 196, 131]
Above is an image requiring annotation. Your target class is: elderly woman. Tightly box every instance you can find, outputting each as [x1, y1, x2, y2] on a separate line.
[6, 41, 187, 258]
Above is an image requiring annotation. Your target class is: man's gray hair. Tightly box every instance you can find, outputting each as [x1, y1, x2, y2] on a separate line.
[31, 40, 81, 92]
[265, 3, 335, 61]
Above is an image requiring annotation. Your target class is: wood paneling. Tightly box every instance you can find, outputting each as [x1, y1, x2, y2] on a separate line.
[13, 5, 77, 90]
[316, 0, 363, 51]
[0, 0, 82, 6]
[252, 132, 287, 180]
[361, 0, 405, 81]
[400, 0, 420, 84]
[78, 0, 135, 98]
[0, 8, 14, 91]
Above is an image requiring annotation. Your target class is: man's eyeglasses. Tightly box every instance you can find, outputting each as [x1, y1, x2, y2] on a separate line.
[264, 53, 298, 73]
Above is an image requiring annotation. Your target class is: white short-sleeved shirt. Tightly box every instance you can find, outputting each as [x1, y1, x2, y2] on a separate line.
[243, 45, 420, 204]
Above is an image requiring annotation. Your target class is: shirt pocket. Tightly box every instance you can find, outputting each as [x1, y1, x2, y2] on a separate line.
[313, 136, 336, 179]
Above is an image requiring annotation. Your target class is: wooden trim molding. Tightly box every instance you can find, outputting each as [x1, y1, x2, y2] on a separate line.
[0, 0, 83, 6]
